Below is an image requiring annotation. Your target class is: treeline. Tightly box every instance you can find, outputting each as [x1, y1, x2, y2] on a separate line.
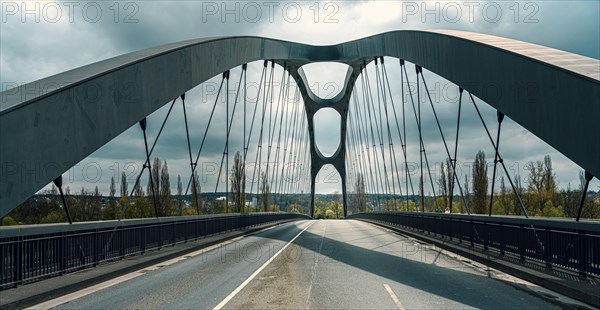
[349, 153, 600, 219]
[314, 194, 344, 219]
[2, 153, 308, 226]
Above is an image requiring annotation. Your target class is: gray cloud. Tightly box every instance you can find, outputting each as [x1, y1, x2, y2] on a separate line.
[2, 1, 598, 195]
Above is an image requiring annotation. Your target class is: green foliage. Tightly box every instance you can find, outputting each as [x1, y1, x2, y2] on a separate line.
[230, 151, 246, 213]
[539, 200, 565, 217]
[260, 171, 270, 212]
[123, 196, 154, 219]
[314, 208, 324, 219]
[327, 200, 343, 219]
[287, 203, 302, 213]
[472, 150, 488, 214]
[325, 210, 336, 219]
[183, 206, 198, 216]
[40, 211, 66, 224]
[1, 215, 17, 226]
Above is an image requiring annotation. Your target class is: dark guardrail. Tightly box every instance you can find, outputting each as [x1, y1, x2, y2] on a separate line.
[348, 212, 600, 277]
[0, 212, 310, 289]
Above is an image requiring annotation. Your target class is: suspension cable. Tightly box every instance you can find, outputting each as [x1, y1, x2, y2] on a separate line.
[489, 111, 505, 216]
[450, 87, 464, 214]
[139, 118, 159, 218]
[374, 58, 397, 207]
[469, 93, 529, 218]
[181, 93, 200, 215]
[406, 65, 441, 212]
[383, 60, 415, 208]
[361, 64, 386, 209]
[265, 66, 288, 193]
[364, 60, 392, 204]
[419, 70, 470, 214]
[277, 85, 299, 195]
[183, 75, 226, 196]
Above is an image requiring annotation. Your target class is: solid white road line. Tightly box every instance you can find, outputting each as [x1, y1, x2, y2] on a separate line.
[25, 222, 295, 310]
[213, 221, 315, 310]
[384, 284, 406, 310]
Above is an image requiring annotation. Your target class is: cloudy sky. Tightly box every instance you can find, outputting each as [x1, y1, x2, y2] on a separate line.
[1, 1, 599, 196]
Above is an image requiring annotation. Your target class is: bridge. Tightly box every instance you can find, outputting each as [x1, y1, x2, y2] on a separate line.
[1, 30, 599, 308]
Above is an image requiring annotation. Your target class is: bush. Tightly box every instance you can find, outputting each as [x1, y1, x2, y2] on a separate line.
[1, 215, 17, 226]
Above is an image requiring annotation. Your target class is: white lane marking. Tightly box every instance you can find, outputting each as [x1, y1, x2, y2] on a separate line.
[213, 221, 315, 310]
[26, 222, 296, 310]
[27, 240, 245, 310]
[383, 284, 406, 310]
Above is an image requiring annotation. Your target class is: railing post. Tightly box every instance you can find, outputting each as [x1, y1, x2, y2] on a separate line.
[578, 230, 588, 277]
[141, 225, 146, 255]
[195, 217, 199, 240]
[119, 226, 125, 260]
[519, 224, 526, 261]
[172, 222, 176, 246]
[499, 223, 505, 256]
[483, 223, 489, 251]
[93, 229, 99, 267]
[544, 227, 552, 270]
[13, 236, 22, 287]
[158, 220, 163, 250]
[448, 217, 452, 241]
[60, 232, 66, 274]
[458, 219, 463, 244]
[470, 220, 474, 247]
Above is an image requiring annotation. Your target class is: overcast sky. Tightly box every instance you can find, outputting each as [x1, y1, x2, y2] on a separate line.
[1, 1, 599, 196]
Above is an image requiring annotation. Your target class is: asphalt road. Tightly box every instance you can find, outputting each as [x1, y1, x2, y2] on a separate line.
[41, 219, 562, 309]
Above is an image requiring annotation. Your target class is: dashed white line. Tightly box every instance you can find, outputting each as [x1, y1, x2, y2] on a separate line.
[384, 284, 406, 310]
[213, 221, 315, 310]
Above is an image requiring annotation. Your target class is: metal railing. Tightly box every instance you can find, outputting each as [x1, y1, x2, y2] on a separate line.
[0, 212, 310, 289]
[348, 212, 600, 277]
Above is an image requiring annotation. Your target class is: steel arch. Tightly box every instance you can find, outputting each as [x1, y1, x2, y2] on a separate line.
[1, 30, 598, 218]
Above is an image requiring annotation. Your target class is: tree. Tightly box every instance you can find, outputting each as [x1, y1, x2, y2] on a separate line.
[354, 173, 367, 213]
[159, 160, 172, 216]
[328, 192, 343, 218]
[461, 174, 470, 214]
[177, 174, 184, 216]
[134, 182, 145, 197]
[446, 158, 455, 212]
[472, 150, 488, 214]
[418, 175, 424, 212]
[260, 171, 270, 212]
[562, 183, 579, 218]
[120, 172, 128, 197]
[104, 176, 118, 220]
[1, 215, 17, 226]
[543, 155, 557, 194]
[526, 155, 558, 215]
[497, 175, 511, 215]
[230, 151, 246, 213]
[577, 170, 598, 219]
[513, 173, 525, 216]
[110, 176, 116, 198]
[191, 171, 202, 215]
[147, 157, 162, 216]
[287, 203, 302, 213]
[438, 162, 448, 211]
[92, 186, 102, 220]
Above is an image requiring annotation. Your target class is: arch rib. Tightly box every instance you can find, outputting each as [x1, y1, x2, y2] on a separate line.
[1, 30, 598, 217]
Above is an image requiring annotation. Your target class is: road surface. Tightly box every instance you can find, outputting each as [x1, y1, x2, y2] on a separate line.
[35, 220, 563, 309]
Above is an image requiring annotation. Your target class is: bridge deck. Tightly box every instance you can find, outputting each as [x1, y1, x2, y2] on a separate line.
[29, 220, 573, 309]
